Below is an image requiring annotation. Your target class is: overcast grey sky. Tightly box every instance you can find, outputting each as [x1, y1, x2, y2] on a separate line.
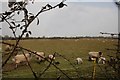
[0, 0, 118, 37]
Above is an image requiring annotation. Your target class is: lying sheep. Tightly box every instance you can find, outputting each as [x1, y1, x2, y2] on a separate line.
[12, 53, 32, 68]
[5, 45, 12, 51]
[76, 57, 83, 64]
[48, 54, 55, 60]
[34, 51, 45, 61]
[88, 51, 103, 61]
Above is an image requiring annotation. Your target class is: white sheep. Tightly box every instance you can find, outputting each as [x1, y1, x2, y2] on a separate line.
[5, 45, 12, 51]
[12, 53, 31, 68]
[48, 54, 55, 60]
[34, 51, 45, 61]
[76, 57, 83, 64]
[88, 51, 103, 61]
[98, 57, 106, 64]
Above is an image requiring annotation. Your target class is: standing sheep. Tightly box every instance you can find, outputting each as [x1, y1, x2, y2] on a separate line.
[12, 53, 32, 68]
[88, 51, 103, 62]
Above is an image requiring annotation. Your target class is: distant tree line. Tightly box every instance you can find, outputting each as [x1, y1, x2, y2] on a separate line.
[1, 35, 118, 40]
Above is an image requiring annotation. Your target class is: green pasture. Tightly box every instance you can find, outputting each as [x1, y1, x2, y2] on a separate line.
[2, 38, 118, 78]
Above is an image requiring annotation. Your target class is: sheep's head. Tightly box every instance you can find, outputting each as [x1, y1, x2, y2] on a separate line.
[28, 52, 33, 59]
[32, 51, 37, 57]
[99, 51, 103, 56]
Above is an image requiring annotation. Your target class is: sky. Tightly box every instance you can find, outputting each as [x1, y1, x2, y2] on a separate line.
[0, 0, 118, 2]
[0, 0, 119, 37]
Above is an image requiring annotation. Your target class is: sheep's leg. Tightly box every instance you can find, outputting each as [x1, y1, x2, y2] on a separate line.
[77, 60, 79, 64]
[39, 58, 42, 62]
[80, 59, 83, 64]
[98, 58, 101, 64]
[78, 61, 80, 64]
[89, 57, 91, 61]
[38, 57, 40, 61]
[102, 60, 105, 64]
[96, 58, 99, 63]
[15, 63, 18, 68]
[26, 59, 29, 66]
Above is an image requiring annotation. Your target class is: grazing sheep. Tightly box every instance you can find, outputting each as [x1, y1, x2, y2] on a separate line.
[98, 57, 106, 64]
[12, 53, 32, 68]
[48, 54, 55, 60]
[34, 51, 45, 61]
[76, 57, 83, 64]
[108, 56, 116, 66]
[88, 51, 103, 62]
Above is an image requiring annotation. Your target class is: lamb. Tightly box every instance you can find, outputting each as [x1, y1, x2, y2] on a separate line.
[12, 53, 31, 68]
[76, 57, 83, 64]
[48, 54, 55, 60]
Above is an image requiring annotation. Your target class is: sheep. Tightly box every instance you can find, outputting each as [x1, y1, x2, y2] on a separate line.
[34, 51, 45, 61]
[88, 51, 103, 63]
[76, 57, 83, 64]
[48, 54, 55, 60]
[5, 45, 12, 51]
[12, 53, 32, 68]
[108, 56, 116, 67]
[47, 54, 57, 64]
[98, 57, 106, 64]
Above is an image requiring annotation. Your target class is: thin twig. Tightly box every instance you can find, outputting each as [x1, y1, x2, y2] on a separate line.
[55, 52, 81, 78]
[21, 49, 38, 80]
[38, 53, 55, 77]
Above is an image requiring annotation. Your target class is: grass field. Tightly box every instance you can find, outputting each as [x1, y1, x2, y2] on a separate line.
[2, 38, 118, 79]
